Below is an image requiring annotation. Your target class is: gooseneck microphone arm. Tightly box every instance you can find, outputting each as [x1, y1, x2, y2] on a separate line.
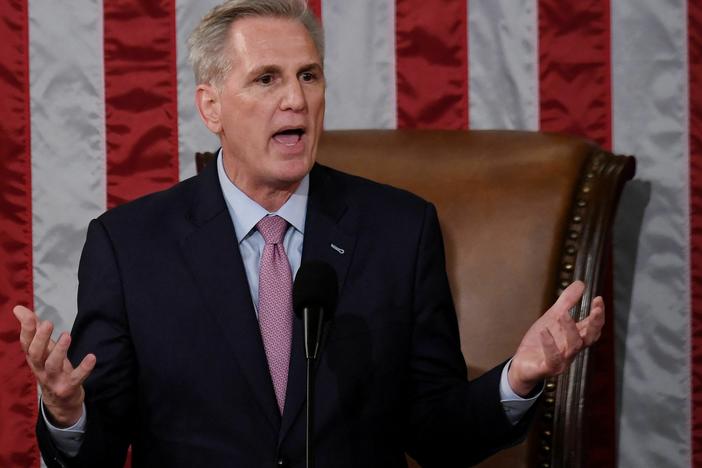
[293, 262, 338, 468]
[303, 305, 325, 468]
[306, 343, 315, 468]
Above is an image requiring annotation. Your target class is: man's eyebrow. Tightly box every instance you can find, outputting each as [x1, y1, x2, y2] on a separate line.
[247, 64, 282, 77]
[299, 62, 323, 73]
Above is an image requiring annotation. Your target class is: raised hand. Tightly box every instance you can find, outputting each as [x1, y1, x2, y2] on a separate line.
[12, 305, 96, 427]
[507, 281, 605, 397]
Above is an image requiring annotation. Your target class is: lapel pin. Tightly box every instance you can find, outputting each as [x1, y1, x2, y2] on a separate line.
[330, 243, 345, 255]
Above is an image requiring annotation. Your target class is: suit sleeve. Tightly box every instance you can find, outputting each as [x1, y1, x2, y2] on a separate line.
[36, 218, 136, 468]
[405, 202, 535, 467]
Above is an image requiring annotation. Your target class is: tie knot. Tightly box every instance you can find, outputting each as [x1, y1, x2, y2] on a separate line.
[256, 215, 288, 245]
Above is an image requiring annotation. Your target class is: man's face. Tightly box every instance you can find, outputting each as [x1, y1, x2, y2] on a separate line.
[199, 16, 325, 197]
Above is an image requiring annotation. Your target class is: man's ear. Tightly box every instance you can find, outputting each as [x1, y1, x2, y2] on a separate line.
[195, 84, 222, 134]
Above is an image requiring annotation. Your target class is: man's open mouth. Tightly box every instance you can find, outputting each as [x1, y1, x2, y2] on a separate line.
[272, 128, 305, 146]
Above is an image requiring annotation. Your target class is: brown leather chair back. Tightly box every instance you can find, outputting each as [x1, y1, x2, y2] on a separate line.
[196, 129, 635, 467]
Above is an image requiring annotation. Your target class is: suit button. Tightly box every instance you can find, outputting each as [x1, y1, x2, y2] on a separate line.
[276, 458, 288, 468]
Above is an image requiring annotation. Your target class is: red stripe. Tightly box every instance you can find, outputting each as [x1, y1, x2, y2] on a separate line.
[538, 0, 612, 149]
[395, 0, 468, 129]
[0, 0, 39, 466]
[308, 0, 321, 20]
[689, 0, 702, 463]
[104, 0, 179, 209]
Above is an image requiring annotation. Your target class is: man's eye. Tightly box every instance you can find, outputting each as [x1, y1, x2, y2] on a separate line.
[300, 71, 316, 82]
[257, 74, 273, 85]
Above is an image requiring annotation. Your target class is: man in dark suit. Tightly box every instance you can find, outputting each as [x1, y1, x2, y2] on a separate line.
[13, 1, 605, 467]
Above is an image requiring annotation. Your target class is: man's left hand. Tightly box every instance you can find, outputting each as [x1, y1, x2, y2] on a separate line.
[508, 280, 605, 397]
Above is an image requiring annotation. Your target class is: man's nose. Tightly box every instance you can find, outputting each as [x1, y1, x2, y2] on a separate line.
[280, 79, 307, 112]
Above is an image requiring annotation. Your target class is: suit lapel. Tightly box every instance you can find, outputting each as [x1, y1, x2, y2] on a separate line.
[180, 159, 281, 432]
[280, 164, 358, 442]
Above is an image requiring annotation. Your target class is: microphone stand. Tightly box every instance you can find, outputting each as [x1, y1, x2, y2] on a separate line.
[306, 356, 315, 468]
[303, 307, 325, 468]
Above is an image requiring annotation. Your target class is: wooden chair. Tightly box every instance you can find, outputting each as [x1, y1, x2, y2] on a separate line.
[196, 129, 635, 467]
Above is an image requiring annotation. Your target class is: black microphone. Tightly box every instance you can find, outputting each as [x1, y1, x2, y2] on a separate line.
[293, 260, 338, 360]
[292, 260, 338, 468]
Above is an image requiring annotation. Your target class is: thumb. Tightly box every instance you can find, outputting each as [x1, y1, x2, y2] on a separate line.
[548, 281, 584, 317]
[12, 305, 37, 324]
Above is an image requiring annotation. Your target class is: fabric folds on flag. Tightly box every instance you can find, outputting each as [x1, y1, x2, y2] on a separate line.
[0, 1, 697, 466]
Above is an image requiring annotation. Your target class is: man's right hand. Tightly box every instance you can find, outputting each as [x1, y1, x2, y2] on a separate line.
[12, 305, 96, 428]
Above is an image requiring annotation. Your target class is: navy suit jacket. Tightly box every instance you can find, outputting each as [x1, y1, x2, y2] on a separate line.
[37, 158, 531, 468]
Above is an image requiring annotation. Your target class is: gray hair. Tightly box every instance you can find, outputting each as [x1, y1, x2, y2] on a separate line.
[188, 0, 324, 86]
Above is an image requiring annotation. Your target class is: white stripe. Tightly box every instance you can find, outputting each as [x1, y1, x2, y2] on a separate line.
[611, 0, 690, 466]
[29, 0, 106, 337]
[468, 0, 538, 130]
[176, 0, 221, 181]
[322, 0, 397, 129]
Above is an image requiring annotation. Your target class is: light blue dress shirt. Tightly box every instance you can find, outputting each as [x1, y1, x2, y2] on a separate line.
[45, 151, 539, 455]
[216, 153, 307, 314]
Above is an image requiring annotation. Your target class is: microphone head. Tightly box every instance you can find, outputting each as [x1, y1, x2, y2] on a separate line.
[293, 260, 338, 319]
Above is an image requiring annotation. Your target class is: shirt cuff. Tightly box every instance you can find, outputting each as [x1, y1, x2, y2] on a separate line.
[41, 398, 86, 457]
[499, 359, 542, 425]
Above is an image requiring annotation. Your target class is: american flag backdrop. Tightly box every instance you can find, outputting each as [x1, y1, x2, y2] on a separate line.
[0, 0, 700, 467]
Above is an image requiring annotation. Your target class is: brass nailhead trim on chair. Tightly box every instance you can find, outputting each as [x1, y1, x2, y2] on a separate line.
[538, 152, 601, 468]
[537, 148, 635, 468]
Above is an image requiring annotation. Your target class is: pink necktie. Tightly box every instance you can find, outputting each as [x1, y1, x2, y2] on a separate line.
[256, 215, 293, 413]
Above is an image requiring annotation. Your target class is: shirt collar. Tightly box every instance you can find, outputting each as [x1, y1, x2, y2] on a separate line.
[216, 150, 308, 243]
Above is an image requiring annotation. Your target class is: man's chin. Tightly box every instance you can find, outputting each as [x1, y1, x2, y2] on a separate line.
[269, 160, 314, 189]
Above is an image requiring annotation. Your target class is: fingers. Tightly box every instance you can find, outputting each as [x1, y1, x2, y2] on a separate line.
[71, 353, 97, 386]
[13, 305, 38, 354]
[592, 295, 605, 310]
[13, 303, 90, 380]
[44, 332, 70, 375]
[13, 305, 91, 419]
[556, 312, 584, 360]
[543, 294, 605, 376]
[26, 320, 54, 370]
[577, 296, 605, 346]
[538, 304, 586, 377]
[12, 304, 35, 323]
[519, 289, 604, 381]
[549, 285, 605, 346]
[548, 281, 585, 318]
